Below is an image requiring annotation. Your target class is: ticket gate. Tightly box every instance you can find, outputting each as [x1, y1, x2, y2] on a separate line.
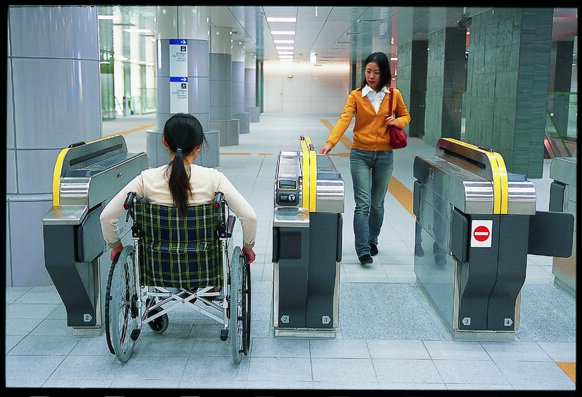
[43, 136, 148, 335]
[549, 156, 576, 297]
[413, 138, 574, 337]
[272, 136, 344, 337]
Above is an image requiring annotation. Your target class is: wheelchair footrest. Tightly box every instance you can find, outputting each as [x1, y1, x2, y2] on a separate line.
[220, 329, 228, 341]
[130, 329, 141, 341]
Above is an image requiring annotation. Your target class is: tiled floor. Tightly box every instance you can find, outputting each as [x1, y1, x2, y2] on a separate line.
[5, 113, 576, 393]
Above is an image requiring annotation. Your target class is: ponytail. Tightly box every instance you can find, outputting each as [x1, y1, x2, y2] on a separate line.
[168, 147, 191, 216]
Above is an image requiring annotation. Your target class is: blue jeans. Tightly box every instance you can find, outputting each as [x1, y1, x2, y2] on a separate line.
[349, 148, 394, 257]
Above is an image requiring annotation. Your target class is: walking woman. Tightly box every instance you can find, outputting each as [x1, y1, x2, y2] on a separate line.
[320, 52, 411, 265]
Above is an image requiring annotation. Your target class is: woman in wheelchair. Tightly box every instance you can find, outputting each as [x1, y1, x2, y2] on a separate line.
[99, 113, 257, 363]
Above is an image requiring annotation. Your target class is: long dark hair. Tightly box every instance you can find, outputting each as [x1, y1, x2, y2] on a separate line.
[359, 52, 392, 91]
[163, 113, 205, 216]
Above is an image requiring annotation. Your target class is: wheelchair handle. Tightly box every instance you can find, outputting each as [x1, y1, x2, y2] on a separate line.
[214, 191, 225, 208]
[124, 192, 137, 210]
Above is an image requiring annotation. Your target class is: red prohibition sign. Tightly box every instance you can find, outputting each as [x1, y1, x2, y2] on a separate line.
[473, 225, 490, 242]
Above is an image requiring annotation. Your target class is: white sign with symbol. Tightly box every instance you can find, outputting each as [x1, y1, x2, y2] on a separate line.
[169, 39, 188, 113]
[170, 77, 188, 113]
[470, 220, 493, 247]
[169, 39, 188, 77]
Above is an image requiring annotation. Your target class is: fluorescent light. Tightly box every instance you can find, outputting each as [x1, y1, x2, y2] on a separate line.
[98, 15, 114, 20]
[274, 40, 294, 44]
[267, 17, 296, 22]
[123, 28, 152, 34]
[271, 31, 295, 35]
[276, 46, 294, 50]
[278, 51, 293, 55]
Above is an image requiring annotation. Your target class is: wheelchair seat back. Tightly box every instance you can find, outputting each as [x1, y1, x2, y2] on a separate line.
[133, 198, 224, 289]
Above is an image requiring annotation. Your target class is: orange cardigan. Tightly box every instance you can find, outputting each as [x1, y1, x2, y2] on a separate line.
[326, 87, 411, 151]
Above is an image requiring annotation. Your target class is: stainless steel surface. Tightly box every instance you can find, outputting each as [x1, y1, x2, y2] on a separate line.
[273, 328, 336, 338]
[273, 207, 309, 228]
[415, 155, 495, 215]
[507, 181, 537, 215]
[42, 205, 88, 226]
[550, 156, 577, 297]
[414, 157, 537, 216]
[550, 156, 577, 187]
[315, 155, 344, 214]
[58, 136, 148, 208]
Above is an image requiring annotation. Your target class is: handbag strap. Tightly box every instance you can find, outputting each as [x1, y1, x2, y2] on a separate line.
[388, 87, 393, 117]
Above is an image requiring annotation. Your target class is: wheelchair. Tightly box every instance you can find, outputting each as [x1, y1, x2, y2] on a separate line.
[104, 191, 251, 364]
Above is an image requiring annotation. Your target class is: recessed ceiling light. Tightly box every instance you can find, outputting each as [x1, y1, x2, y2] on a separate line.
[267, 17, 296, 22]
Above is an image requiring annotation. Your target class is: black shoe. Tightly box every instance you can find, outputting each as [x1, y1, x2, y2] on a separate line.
[369, 243, 378, 256]
[358, 254, 373, 265]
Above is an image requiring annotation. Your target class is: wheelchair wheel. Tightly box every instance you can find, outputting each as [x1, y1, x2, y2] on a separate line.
[147, 305, 169, 334]
[229, 246, 245, 364]
[110, 246, 139, 363]
[242, 261, 251, 355]
[104, 259, 117, 355]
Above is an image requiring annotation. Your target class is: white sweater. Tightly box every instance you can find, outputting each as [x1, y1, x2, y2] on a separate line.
[99, 163, 257, 249]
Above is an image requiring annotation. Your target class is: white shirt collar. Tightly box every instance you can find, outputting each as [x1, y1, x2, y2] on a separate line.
[362, 85, 389, 97]
[362, 85, 389, 113]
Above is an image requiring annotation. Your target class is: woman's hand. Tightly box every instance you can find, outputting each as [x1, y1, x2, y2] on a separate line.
[242, 246, 256, 264]
[320, 143, 333, 155]
[386, 115, 397, 126]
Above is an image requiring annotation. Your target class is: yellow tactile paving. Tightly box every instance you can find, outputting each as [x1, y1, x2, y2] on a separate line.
[557, 362, 576, 383]
[103, 123, 156, 137]
[387, 175, 414, 216]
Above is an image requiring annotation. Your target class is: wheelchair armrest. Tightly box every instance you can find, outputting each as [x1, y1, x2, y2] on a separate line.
[226, 214, 236, 237]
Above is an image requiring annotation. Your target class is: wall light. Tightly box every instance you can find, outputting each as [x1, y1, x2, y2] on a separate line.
[310, 52, 317, 64]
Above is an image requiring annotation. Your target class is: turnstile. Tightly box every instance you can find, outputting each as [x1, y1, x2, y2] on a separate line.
[272, 136, 344, 337]
[43, 136, 148, 335]
[549, 156, 576, 297]
[413, 138, 574, 338]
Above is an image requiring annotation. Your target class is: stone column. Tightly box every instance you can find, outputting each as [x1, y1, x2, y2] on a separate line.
[6, 5, 101, 287]
[425, 25, 466, 145]
[463, 8, 554, 177]
[151, 6, 219, 167]
[245, 52, 261, 122]
[231, 39, 250, 134]
[210, 25, 240, 146]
